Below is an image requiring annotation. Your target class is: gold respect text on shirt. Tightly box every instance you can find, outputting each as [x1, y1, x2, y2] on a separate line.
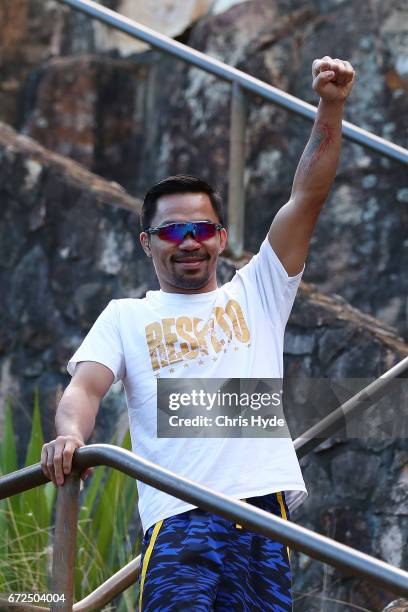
[145, 299, 251, 371]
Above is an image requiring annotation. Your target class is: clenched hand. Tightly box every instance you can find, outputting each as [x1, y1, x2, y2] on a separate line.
[312, 56, 355, 102]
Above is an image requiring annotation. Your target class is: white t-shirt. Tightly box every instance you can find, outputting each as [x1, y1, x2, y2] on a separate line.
[68, 237, 307, 533]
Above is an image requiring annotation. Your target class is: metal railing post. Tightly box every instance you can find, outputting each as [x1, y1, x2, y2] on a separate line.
[51, 472, 81, 611]
[227, 81, 247, 258]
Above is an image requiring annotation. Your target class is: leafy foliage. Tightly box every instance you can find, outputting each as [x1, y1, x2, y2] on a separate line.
[0, 393, 140, 609]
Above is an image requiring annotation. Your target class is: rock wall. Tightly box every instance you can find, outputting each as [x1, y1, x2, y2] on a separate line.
[1, 1, 407, 609]
[282, 285, 408, 609]
[3, 0, 405, 338]
[1, 123, 407, 610]
[0, 122, 143, 448]
[0, 0, 213, 124]
[22, 54, 153, 185]
[93, 0, 213, 55]
[151, 0, 408, 339]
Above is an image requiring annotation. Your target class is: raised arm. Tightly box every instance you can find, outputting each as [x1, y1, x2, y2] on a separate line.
[41, 362, 114, 486]
[268, 56, 355, 276]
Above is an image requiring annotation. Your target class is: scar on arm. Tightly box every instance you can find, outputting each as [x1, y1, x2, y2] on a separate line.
[298, 122, 334, 177]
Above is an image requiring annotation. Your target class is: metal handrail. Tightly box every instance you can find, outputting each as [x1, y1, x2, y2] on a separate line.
[1, 445, 408, 598]
[294, 355, 408, 457]
[2, 364, 406, 609]
[73, 556, 141, 611]
[1, 350, 406, 608]
[60, 0, 408, 166]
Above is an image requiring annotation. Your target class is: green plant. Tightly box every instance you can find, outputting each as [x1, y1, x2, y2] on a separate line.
[0, 391, 55, 594]
[0, 391, 140, 610]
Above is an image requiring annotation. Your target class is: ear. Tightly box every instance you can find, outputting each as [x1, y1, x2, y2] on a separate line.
[218, 228, 228, 255]
[140, 232, 152, 257]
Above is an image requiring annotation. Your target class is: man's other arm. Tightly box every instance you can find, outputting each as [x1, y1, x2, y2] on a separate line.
[268, 56, 355, 276]
[41, 362, 114, 486]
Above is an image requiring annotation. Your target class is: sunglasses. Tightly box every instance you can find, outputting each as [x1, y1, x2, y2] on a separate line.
[145, 221, 224, 243]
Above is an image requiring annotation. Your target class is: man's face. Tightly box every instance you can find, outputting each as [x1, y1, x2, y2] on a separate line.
[140, 192, 227, 293]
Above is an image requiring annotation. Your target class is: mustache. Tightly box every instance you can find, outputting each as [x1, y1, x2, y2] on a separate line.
[172, 253, 210, 262]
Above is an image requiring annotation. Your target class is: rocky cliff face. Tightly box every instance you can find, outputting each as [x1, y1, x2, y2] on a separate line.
[0, 0, 213, 123]
[1, 123, 407, 610]
[2, 0, 405, 338]
[1, 0, 407, 609]
[0, 122, 143, 447]
[149, 0, 408, 339]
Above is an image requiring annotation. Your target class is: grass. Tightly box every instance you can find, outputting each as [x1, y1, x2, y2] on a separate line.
[0, 391, 140, 610]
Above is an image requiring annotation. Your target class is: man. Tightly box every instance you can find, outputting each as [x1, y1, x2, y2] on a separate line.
[41, 56, 355, 610]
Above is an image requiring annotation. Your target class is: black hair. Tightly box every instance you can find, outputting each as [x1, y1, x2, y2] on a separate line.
[140, 175, 225, 230]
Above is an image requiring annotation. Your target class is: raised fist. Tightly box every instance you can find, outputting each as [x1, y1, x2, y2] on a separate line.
[312, 56, 355, 102]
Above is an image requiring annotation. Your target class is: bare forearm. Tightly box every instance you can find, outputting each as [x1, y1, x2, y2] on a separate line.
[268, 57, 354, 275]
[42, 363, 111, 486]
[291, 99, 344, 205]
[55, 385, 98, 442]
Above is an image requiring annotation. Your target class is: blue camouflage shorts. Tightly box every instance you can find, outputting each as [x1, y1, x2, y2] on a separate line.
[138, 492, 292, 611]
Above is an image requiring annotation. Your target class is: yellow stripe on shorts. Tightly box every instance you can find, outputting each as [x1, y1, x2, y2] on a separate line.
[276, 491, 290, 561]
[139, 520, 163, 611]
[236, 498, 246, 529]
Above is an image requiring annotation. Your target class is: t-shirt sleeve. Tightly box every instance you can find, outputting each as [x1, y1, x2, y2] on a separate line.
[234, 237, 304, 327]
[67, 300, 125, 383]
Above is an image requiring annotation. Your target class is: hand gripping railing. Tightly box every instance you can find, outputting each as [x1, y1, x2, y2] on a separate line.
[58, 0, 408, 258]
[1, 445, 408, 612]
